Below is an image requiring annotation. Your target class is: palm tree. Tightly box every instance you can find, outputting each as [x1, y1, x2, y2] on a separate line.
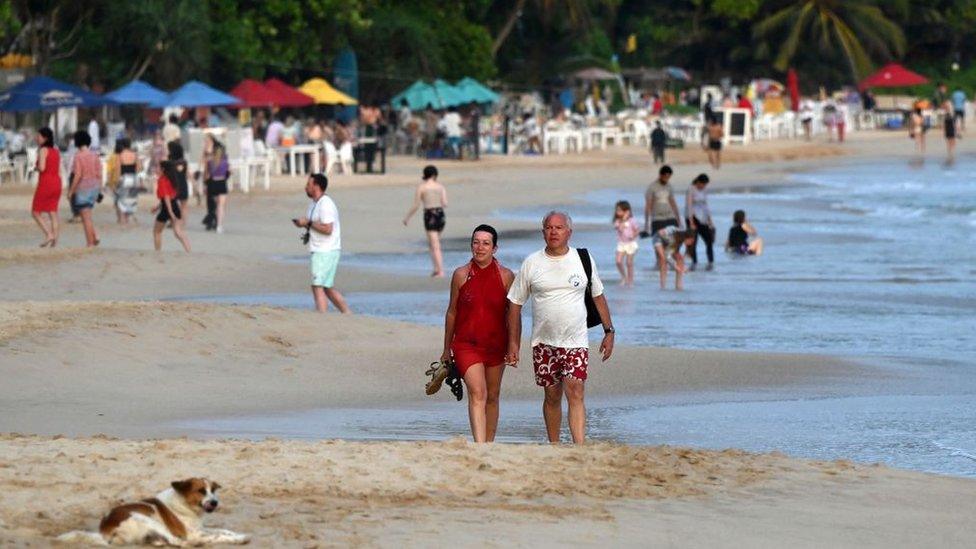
[754, 0, 906, 81]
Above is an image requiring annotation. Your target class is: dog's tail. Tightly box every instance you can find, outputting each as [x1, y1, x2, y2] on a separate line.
[56, 530, 109, 546]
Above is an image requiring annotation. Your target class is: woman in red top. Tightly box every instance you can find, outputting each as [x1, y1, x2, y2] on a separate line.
[442, 224, 514, 442]
[152, 159, 191, 252]
[31, 127, 61, 247]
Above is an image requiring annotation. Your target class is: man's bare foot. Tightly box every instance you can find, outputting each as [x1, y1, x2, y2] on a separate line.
[431, 271, 444, 278]
[39, 238, 53, 248]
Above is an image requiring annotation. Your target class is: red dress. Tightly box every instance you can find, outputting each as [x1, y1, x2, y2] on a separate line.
[451, 259, 509, 376]
[31, 147, 61, 212]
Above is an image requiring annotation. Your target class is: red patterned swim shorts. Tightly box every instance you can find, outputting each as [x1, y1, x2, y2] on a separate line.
[531, 344, 588, 387]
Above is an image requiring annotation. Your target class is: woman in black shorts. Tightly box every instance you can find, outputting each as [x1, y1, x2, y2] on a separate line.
[403, 165, 448, 277]
[152, 159, 191, 252]
[943, 99, 957, 159]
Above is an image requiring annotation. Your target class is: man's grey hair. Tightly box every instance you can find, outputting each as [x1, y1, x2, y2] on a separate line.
[542, 210, 573, 230]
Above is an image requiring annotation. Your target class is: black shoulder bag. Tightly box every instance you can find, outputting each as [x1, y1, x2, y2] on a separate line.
[576, 248, 602, 328]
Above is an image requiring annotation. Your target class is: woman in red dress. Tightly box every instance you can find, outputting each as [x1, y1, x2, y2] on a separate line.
[31, 127, 61, 247]
[442, 224, 514, 442]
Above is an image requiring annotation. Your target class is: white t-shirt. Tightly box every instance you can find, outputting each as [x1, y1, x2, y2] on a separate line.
[507, 248, 604, 349]
[442, 112, 462, 138]
[306, 195, 341, 252]
[88, 119, 100, 150]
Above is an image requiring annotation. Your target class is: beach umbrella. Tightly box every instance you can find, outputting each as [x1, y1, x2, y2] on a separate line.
[455, 77, 500, 104]
[150, 80, 240, 108]
[0, 75, 114, 111]
[298, 78, 357, 106]
[105, 79, 168, 105]
[859, 63, 928, 90]
[391, 80, 437, 110]
[230, 79, 278, 108]
[665, 66, 692, 82]
[263, 78, 315, 108]
[787, 68, 800, 111]
[573, 67, 618, 81]
[431, 79, 466, 107]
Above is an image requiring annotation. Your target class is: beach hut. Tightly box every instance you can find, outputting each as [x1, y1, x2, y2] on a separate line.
[105, 79, 167, 105]
[298, 78, 357, 105]
[0, 75, 113, 111]
[454, 77, 499, 105]
[150, 80, 240, 108]
[263, 78, 314, 108]
[230, 79, 277, 108]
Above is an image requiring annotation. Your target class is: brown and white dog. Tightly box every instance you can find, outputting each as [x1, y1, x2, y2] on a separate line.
[57, 477, 249, 546]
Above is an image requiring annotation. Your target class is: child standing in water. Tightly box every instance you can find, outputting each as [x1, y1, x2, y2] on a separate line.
[653, 226, 696, 290]
[613, 200, 640, 286]
[726, 209, 764, 256]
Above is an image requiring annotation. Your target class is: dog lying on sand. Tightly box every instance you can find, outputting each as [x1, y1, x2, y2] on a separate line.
[57, 477, 249, 546]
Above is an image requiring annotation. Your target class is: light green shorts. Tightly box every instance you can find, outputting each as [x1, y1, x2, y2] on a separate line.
[310, 250, 341, 288]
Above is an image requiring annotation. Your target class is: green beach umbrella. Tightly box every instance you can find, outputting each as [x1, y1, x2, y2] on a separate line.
[391, 80, 440, 110]
[455, 77, 500, 104]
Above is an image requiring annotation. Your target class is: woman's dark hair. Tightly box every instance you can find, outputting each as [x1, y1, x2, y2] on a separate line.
[733, 209, 746, 224]
[74, 130, 91, 148]
[693, 173, 710, 184]
[311, 173, 329, 192]
[472, 224, 498, 247]
[423, 165, 438, 180]
[167, 141, 184, 161]
[38, 127, 54, 148]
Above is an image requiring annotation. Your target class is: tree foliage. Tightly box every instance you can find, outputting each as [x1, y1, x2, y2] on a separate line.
[0, 0, 973, 96]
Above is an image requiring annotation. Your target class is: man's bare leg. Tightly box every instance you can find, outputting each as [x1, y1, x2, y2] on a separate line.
[564, 379, 586, 444]
[543, 384, 563, 443]
[324, 287, 350, 313]
[311, 286, 329, 312]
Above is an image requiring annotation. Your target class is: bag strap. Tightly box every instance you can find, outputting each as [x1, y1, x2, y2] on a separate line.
[577, 248, 592, 293]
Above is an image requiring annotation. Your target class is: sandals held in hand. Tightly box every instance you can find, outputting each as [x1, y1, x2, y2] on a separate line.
[425, 360, 464, 401]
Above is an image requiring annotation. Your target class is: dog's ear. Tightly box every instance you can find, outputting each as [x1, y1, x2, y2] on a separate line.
[210, 481, 221, 492]
[171, 479, 193, 494]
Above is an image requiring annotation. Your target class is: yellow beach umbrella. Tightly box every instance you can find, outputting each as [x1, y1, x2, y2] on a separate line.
[298, 78, 357, 105]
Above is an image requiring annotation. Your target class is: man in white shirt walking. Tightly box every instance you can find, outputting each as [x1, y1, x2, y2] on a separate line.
[506, 211, 615, 444]
[87, 117, 100, 152]
[293, 174, 351, 314]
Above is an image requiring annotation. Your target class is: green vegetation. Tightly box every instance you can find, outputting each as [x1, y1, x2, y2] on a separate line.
[0, 0, 973, 99]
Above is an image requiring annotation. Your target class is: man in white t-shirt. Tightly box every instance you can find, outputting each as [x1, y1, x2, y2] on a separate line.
[506, 211, 615, 444]
[87, 117, 100, 152]
[293, 174, 350, 313]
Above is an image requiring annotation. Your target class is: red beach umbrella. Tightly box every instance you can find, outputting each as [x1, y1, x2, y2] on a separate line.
[858, 63, 929, 90]
[787, 68, 800, 112]
[230, 79, 278, 108]
[263, 78, 314, 108]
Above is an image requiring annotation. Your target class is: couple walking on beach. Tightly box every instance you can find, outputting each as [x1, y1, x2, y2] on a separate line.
[440, 211, 615, 443]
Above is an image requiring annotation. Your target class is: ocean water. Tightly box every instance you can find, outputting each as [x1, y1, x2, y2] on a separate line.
[338, 157, 976, 367]
[174, 158, 976, 476]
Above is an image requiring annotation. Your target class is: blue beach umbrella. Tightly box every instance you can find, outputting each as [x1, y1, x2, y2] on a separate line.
[151, 80, 240, 108]
[455, 77, 500, 104]
[391, 80, 440, 110]
[105, 79, 168, 105]
[431, 79, 466, 107]
[0, 75, 114, 111]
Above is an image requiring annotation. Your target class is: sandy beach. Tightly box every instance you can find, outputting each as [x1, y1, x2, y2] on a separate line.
[1, 132, 974, 546]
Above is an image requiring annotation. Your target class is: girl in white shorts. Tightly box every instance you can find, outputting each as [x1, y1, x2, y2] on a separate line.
[612, 200, 640, 286]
